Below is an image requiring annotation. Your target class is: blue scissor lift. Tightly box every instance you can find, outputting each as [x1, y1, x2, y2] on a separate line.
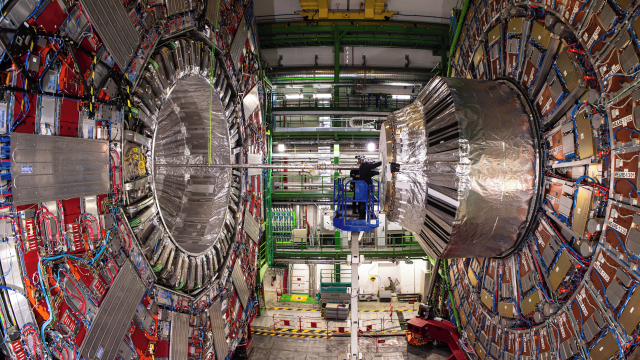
[332, 177, 380, 232]
[332, 177, 380, 360]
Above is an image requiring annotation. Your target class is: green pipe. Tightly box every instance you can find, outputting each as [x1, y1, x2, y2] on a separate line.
[447, 0, 471, 77]
[442, 260, 462, 332]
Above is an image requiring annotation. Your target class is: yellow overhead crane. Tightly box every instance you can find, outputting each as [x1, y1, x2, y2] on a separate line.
[297, 0, 397, 20]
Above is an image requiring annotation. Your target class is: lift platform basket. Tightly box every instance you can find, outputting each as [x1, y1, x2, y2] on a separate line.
[333, 178, 380, 232]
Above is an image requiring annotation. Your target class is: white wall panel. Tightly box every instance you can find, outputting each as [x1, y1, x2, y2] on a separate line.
[264, 47, 441, 68]
[263, 47, 336, 67]
[254, 0, 302, 17]
[352, 47, 441, 68]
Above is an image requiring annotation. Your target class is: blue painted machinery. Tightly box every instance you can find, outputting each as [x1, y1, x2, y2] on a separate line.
[332, 177, 380, 232]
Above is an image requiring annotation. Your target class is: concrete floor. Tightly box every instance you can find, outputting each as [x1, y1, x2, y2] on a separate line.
[249, 333, 452, 360]
[257, 291, 420, 333]
[253, 307, 409, 332]
[264, 291, 420, 312]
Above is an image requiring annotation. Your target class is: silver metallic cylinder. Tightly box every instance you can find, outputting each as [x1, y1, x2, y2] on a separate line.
[382, 77, 541, 258]
[152, 76, 232, 255]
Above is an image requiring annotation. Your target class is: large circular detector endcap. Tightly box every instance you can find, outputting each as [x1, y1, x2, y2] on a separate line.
[380, 77, 542, 259]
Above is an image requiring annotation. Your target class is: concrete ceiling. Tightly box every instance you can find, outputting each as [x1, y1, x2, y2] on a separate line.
[255, 0, 453, 74]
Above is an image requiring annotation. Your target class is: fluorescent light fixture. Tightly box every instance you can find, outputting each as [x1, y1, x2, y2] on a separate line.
[367, 143, 376, 152]
[285, 94, 303, 99]
[313, 93, 332, 99]
[387, 82, 413, 86]
[278, 144, 285, 152]
[392, 95, 411, 100]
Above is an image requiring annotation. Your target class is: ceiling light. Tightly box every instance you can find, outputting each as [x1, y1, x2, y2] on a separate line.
[314, 93, 332, 99]
[285, 94, 303, 99]
[392, 95, 411, 100]
[367, 143, 376, 152]
[278, 144, 285, 152]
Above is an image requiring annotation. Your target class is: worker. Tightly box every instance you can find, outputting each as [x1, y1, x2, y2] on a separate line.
[358, 158, 381, 219]
[359, 158, 381, 185]
[350, 156, 365, 215]
[351, 155, 364, 180]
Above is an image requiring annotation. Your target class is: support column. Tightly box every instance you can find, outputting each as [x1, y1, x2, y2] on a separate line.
[334, 144, 341, 252]
[287, 263, 293, 295]
[349, 231, 362, 360]
[309, 264, 317, 297]
[424, 257, 440, 304]
[334, 35, 341, 83]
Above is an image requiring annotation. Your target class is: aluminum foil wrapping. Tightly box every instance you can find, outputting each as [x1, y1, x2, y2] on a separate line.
[385, 77, 540, 258]
[153, 76, 232, 255]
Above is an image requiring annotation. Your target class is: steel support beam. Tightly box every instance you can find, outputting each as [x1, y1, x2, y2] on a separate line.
[261, 34, 444, 49]
[274, 250, 428, 258]
[271, 130, 379, 141]
[334, 33, 342, 83]
[447, 0, 471, 76]
[272, 108, 396, 115]
[259, 21, 449, 38]
[258, 21, 450, 52]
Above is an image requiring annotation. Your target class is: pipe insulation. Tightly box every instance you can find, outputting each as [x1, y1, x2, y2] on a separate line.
[380, 77, 541, 259]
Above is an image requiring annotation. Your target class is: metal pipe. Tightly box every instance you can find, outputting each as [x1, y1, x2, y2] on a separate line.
[424, 257, 440, 305]
[274, 140, 373, 145]
[272, 201, 334, 205]
[447, 0, 471, 76]
[273, 257, 413, 264]
[270, 66, 434, 84]
[274, 258, 346, 264]
[350, 231, 361, 360]
[155, 163, 358, 171]
[272, 146, 370, 151]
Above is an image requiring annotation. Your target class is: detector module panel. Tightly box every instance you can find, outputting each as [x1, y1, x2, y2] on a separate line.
[0, 0, 266, 359]
[447, 0, 640, 358]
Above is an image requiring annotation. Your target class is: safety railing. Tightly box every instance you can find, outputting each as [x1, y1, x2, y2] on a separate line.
[327, 319, 351, 334]
[274, 235, 423, 257]
[274, 116, 381, 129]
[271, 174, 337, 199]
[358, 314, 394, 333]
[258, 239, 268, 267]
[273, 94, 413, 110]
[272, 314, 301, 331]
[271, 174, 380, 199]
[320, 268, 351, 288]
[333, 177, 379, 230]
[302, 315, 330, 332]
[268, 313, 397, 336]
